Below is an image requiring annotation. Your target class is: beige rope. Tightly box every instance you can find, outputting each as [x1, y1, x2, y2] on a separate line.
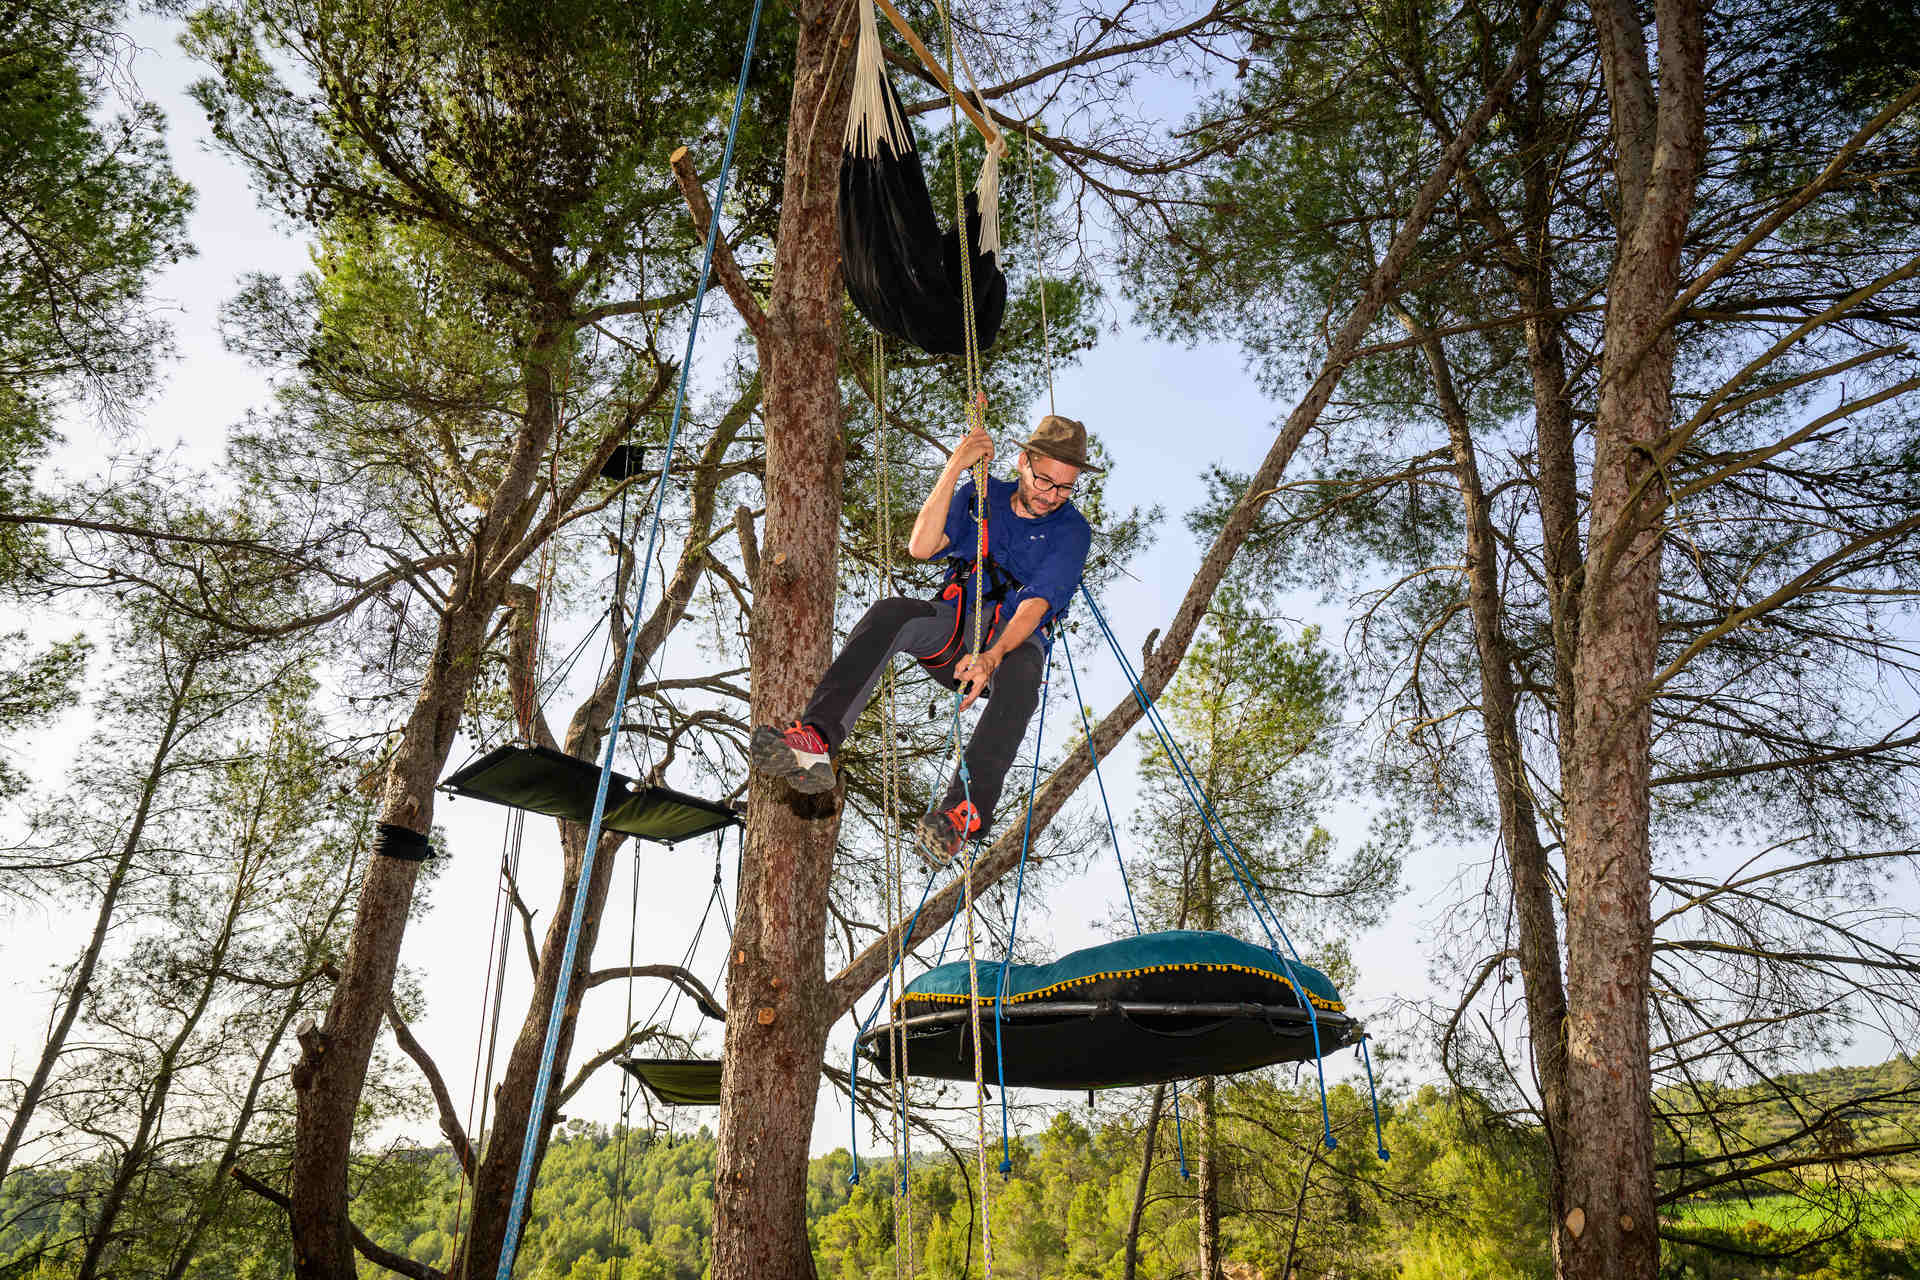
[873, 333, 919, 1280]
[1025, 124, 1056, 416]
[939, 5, 995, 1273]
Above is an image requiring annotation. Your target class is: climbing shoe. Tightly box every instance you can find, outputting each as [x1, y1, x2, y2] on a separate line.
[915, 800, 982, 868]
[751, 722, 836, 794]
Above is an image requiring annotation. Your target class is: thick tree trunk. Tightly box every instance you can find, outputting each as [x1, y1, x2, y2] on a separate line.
[290, 304, 574, 1278]
[1513, 75, 1586, 787]
[709, 3, 851, 1277]
[289, 592, 499, 1280]
[1560, 2, 1704, 1276]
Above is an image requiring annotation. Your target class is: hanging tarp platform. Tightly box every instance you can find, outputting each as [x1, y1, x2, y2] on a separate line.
[619, 1056, 723, 1107]
[441, 744, 741, 845]
[857, 930, 1360, 1091]
[838, 0, 1006, 357]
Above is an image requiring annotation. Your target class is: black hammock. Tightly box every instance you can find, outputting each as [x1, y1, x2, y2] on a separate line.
[838, 0, 1005, 357]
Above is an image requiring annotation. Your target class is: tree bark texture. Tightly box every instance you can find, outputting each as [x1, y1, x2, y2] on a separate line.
[1561, 1, 1705, 1276]
[290, 591, 495, 1280]
[290, 299, 594, 1278]
[1407, 314, 1570, 1240]
[709, 3, 853, 1277]
[1513, 71, 1587, 788]
[1196, 1075, 1222, 1280]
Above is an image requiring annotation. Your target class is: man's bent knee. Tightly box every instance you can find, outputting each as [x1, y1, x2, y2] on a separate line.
[855, 596, 937, 635]
[992, 643, 1046, 701]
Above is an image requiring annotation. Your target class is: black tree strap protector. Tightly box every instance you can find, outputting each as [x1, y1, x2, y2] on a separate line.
[372, 823, 435, 862]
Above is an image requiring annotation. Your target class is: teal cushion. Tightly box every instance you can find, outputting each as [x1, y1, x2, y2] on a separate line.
[903, 929, 1343, 1012]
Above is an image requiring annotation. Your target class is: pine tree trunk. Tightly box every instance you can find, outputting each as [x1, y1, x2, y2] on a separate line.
[1196, 1075, 1221, 1280]
[1410, 314, 1572, 1246]
[287, 285, 577, 1274]
[290, 593, 500, 1280]
[79, 828, 256, 1280]
[709, 3, 851, 1276]
[1121, 1084, 1167, 1280]
[1560, 2, 1704, 1275]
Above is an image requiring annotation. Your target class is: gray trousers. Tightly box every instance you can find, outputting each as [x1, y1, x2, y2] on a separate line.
[801, 597, 1045, 828]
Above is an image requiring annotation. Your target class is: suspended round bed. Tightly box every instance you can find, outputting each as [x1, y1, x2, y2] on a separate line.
[856, 930, 1360, 1091]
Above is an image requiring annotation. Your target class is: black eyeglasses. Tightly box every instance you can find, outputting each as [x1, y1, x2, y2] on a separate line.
[1023, 458, 1077, 497]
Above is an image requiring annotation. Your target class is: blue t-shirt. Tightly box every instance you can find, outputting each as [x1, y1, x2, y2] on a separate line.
[940, 475, 1092, 633]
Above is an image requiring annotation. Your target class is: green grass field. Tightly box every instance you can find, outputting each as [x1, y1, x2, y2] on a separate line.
[1672, 1187, 1920, 1240]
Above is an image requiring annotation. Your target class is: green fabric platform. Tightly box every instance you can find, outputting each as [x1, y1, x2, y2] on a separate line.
[618, 1057, 723, 1107]
[441, 744, 740, 845]
[902, 930, 1344, 1012]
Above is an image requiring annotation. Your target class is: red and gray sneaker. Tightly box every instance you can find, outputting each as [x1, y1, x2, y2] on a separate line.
[915, 800, 982, 868]
[751, 722, 836, 794]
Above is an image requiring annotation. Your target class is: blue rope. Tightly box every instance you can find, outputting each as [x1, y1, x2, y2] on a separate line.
[491, 8, 765, 1273]
[1060, 629, 1141, 935]
[995, 645, 1053, 1173]
[1169, 1082, 1190, 1179]
[1079, 585, 1337, 1151]
[1360, 1036, 1390, 1161]
[1079, 589, 1282, 949]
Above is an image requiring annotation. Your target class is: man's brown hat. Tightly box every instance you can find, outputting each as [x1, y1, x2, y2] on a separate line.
[1021, 414, 1104, 473]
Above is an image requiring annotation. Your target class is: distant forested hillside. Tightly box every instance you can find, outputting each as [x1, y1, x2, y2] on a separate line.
[6, 1064, 1916, 1279]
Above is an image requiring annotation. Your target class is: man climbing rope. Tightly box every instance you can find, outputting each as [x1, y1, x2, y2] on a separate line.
[752, 414, 1099, 863]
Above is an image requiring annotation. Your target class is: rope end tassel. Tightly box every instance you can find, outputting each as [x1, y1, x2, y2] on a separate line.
[1360, 1034, 1391, 1161]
